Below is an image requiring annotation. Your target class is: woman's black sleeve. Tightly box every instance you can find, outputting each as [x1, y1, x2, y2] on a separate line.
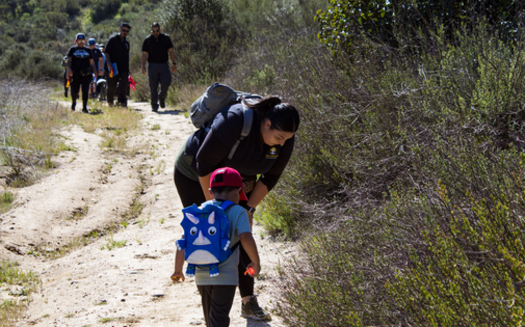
[259, 136, 295, 191]
[195, 110, 243, 176]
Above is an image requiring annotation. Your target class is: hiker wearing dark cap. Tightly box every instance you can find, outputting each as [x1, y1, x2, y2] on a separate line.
[141, 22, 177, 112]
[88, 38, 104, 98]
[105, 22, 131, 108]
[66, 33, 97, 113]
[88, 38, 104, 78]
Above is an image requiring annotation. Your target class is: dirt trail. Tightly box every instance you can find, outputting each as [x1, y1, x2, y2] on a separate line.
[0, 101, 292, 327]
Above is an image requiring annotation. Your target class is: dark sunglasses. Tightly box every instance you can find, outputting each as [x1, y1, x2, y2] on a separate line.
[121, 29, 130, 33]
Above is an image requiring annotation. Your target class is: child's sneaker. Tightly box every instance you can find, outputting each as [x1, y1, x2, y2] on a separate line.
[241, 296, 271, 321]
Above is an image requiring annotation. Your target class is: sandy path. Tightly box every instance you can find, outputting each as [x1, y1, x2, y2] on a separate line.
[0, 101, 291, 327]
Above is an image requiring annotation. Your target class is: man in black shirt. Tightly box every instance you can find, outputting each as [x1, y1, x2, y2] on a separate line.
[141, 22, 177, 112]
[105, 22, 131, 108]
[67, 33, 97, 113]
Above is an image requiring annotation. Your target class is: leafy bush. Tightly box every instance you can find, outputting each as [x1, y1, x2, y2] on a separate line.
[264, 12, 525, 326]
[161, 0, 240, 84]
[90, 0, 121, 23]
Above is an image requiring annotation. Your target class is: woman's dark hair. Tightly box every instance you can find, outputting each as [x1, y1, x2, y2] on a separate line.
[244, 96, 300, 133]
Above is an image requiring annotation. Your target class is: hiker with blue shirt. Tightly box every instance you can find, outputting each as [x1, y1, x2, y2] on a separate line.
[172, 167, 261, 327]
[174, 95, 300, 321]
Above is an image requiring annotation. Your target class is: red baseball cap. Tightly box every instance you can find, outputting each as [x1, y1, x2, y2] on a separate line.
[210, 167, 248, 201]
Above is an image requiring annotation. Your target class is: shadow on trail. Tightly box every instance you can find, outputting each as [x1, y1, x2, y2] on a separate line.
[129, 107, 184, 115]
[245, 320, 272, 327]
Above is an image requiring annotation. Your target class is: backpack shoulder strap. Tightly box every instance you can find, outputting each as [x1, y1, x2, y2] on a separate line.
[220, 200, 236, 211]
[218, 200, 241, 252]
[227, 105, 253, 160]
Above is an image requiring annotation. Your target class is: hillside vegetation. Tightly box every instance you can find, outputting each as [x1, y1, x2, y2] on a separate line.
[3, 0, 525, 325]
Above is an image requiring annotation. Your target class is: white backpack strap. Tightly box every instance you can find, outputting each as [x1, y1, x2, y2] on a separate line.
[227, 104, 253, 160]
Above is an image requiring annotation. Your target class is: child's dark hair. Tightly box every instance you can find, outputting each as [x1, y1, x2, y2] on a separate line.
[244, 96, 300, 133]
[211, 186, 239, 195]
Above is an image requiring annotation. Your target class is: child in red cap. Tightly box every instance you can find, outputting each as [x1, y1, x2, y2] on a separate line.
[172, 167, 261, 327]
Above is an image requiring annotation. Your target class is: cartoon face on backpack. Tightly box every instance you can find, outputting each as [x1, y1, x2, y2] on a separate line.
[176, 201, 234, 277]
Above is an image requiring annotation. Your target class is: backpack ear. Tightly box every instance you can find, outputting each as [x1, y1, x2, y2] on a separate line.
[186, 212, 200, 225]
[208, 212, 215, 224]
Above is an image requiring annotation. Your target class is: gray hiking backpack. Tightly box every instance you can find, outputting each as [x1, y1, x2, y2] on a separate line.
[190, 83, 262, 160]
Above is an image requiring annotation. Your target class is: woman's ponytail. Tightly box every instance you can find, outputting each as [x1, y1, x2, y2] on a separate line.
[245, 96, 300, 133]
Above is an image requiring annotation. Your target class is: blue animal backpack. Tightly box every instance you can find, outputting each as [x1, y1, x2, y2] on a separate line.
[176, 200, 238, 277]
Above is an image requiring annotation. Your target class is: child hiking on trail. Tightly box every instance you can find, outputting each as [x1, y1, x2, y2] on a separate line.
[172, 167, 261, 327]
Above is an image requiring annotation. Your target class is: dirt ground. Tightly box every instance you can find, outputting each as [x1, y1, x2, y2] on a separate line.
[0, 101, 294, 327]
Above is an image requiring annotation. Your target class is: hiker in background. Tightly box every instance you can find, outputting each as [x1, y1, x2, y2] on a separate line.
[87, 38, 103, 98]
[172, 167, 261, 327]
[99, 44, 108, 79]
[61, 55, 69, 97]
[173, 96, 300, 322]
[105, 22, 131, 108]
[96, 44, 108, 101]
[141, 22, 177, 112]
[67, 33, 97, 113]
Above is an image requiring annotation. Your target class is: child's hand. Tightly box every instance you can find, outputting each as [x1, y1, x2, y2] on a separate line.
[245, 263, 260, 277]
[171, 272, 185, 283]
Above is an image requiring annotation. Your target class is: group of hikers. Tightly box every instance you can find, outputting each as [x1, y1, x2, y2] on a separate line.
[64, 22, 176, 113]
[64, 20, 301, 327]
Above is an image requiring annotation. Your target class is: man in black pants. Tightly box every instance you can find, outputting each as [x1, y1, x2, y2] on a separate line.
[105, 23, 131, 108]
[67, 33, 97, 113]
[141, 22, 177, 112]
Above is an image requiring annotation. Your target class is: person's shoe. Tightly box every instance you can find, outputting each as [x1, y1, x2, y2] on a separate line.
[152, 107, 158, 112]
[159, 99, 165, 109]
[71, 104, 76, 111]
[241, 296, 271, 321]
[82, 108, 89, 113]
[108, 102, 114, 107]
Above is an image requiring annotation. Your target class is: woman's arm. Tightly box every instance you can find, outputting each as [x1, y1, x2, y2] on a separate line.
[198, 173, 213, 201]
[245, 180, 269, 227]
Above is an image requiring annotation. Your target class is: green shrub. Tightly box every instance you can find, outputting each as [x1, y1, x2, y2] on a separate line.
[90, 0, 121, 23]
[0, 191, 14, 213]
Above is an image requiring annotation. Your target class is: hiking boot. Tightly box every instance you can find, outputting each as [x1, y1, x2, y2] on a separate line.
[152, 107, 158, 112]
[82, 108, 89, 113]
[241, 296, 271, 321]
[71, 104, 76, 111]
[159, 99, 165, 108]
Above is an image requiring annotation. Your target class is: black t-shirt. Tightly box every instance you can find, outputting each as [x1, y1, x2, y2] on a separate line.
[67, 46, 93, 74]
[105, 34, 130, 71]
[141, 33, 174, 63]
[188, 104, 295, 191]
[91, 47, 103, 71]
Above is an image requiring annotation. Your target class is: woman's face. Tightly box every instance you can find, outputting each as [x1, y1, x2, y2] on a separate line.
[261, 118, 295, 146]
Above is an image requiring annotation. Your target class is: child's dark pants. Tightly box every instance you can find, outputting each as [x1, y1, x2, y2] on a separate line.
[198, 285, 236, 327]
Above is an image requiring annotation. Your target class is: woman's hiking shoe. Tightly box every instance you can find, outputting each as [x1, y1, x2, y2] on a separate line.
[241, 296, 271, 321]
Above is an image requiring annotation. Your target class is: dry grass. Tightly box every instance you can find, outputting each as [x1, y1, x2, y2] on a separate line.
[0, 261, 41, 327]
